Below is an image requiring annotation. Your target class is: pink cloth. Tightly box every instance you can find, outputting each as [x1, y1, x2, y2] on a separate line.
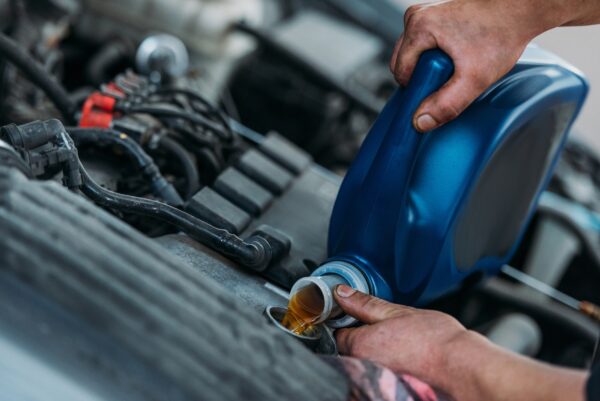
[321, 356, 451, 401]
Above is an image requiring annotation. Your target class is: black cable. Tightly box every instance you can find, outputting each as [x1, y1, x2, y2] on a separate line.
[147, 87, 234, 139]
[158, 135, 200, 198]
[78, 164, 272, 271]
[69, 127, 150, 166]
[0, 32, 75, 123]
[117, 104, 228, 138]
[152, 87, 217, 114]
[67, 127, 183, 206]
[172, 123, 220, 148]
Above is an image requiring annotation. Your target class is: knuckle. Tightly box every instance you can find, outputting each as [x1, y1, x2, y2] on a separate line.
[406, 12, 428, 32]
[336, 329, 352, 352]
[404, 5, 419, 22]
[405, 5, 419, 16]
[437, 100, 462, 120]
[362, 295, 386, 311]
[403, 30, 435, 53]
[348, 333, 368, 357]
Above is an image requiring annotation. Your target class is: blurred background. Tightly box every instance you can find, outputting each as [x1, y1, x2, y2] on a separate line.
[537, 26, 600, 153]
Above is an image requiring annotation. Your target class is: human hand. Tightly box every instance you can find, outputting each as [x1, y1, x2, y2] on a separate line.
[333, 285, 482, 398]
[391, 0, 569, 132]
[334, 285, 587, 401]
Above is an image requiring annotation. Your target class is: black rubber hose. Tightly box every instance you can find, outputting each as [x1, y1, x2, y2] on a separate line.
[158, 136, 200, 198]
[67, 127, 183, 207]
[69, 127, 152, 166]
[79, 164, 272, 271]
[0, 32, 76, 123]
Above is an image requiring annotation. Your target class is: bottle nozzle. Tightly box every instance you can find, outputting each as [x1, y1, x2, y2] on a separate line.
[290, 260, 370, 328]
[289, 275, 348, 325]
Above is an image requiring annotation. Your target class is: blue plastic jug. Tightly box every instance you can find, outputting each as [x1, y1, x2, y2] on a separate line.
[320, 47, 588, 306]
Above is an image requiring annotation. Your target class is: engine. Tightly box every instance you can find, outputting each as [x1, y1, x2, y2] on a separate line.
[0, 1, 599, 401]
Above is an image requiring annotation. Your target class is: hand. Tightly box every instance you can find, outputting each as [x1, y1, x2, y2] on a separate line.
[333, 285, 479, 398]
[391, 0, 569, 132]
[334, 285, 587, 401]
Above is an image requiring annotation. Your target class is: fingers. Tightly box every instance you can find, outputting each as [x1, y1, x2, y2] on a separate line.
[334, 285, 414, 324]
[335, 327, 361, 355]
[413, 71, 487, 132]
[389, 34, 404, 75]
[391, 7, 437, 86]
[392, 31, 436, 86]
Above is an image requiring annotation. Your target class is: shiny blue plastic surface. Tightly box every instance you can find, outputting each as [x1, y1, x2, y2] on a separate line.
[328, 47, 588, 305]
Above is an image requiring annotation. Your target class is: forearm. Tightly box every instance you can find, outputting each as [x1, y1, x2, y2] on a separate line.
[561, 0, 600, 25]
[514, 0, 600, 31]
[445, 331, 588, 401]
[496, 0, 600, 40]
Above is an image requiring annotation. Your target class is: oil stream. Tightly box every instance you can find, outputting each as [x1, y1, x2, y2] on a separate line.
[281, 284, 324, 335]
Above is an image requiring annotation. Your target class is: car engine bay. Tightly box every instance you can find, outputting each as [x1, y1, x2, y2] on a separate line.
[0, 1, 599, 400]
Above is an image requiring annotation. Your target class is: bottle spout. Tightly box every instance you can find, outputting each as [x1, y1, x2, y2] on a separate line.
[290, 260, 370, 328]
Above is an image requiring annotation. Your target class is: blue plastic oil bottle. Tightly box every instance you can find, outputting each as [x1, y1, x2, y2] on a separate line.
[310, 47, 588, 319]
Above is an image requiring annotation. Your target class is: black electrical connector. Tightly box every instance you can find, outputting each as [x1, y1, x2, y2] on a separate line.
[0, 119, 81, 188]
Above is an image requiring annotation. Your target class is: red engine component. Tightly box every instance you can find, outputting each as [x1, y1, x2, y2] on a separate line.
[79, 91, 118, 128]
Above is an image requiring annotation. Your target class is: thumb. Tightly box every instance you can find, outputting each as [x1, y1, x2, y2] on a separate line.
[334, 285, 414, 324]
[413, 71, 487, 132]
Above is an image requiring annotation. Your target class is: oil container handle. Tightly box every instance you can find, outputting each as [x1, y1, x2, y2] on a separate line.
[326, 50, 454, 301]
[351, 49, 455, 219]
[376, 49, 454, 175]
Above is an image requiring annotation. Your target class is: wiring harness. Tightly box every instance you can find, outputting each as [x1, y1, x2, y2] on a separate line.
[0, 119, 283, 272]
[0, 31, 290, 272]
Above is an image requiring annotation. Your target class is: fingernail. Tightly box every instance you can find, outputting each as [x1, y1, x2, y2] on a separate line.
[415, 114, 438, 132]
[336, 285, 356, 298]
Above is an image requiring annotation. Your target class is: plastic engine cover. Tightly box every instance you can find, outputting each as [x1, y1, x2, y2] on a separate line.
[328, 46, 588, 305]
